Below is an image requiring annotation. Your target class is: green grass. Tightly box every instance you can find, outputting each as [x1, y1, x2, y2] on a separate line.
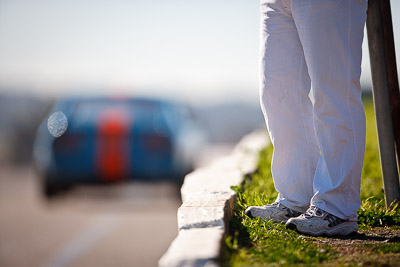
[224, 95, 400, 266]
[358, 197, 400, 227]
[360, 96, 383, 200]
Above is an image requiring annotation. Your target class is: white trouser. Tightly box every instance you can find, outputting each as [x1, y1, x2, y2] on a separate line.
[259, 0, 367, 221]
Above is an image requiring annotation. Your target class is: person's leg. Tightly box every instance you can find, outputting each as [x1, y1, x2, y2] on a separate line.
[291, 0, 367, 222]
[258, 0, 319, 212]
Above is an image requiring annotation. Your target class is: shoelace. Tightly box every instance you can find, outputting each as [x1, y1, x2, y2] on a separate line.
[304, 206, 324, 217]
[268, 202, 280, 207]
[304, 206, 345, 227]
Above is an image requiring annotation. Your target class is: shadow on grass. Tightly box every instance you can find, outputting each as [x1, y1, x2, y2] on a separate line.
[228, 172, 255, 248]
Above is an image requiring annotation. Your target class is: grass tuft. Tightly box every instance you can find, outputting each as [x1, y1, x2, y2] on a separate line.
[358, 197, 400, 227]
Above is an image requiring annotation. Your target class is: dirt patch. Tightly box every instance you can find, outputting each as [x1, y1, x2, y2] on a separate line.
[312, 227, 400, 266]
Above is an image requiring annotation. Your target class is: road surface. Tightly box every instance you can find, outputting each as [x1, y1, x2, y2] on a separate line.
[0, 166, 181, 267]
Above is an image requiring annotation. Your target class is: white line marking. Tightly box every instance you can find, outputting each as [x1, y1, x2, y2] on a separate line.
[42, 216, 120, 267]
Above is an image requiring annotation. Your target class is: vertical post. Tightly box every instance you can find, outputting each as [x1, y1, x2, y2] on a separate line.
[366, 0, 400, 208]
[380, 1, 400, 165]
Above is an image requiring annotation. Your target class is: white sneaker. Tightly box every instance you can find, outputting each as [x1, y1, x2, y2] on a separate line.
[285, 206, 358, 236]
[245, 202, 302, 223]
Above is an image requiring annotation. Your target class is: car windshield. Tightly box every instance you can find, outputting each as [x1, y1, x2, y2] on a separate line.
[70, 98, 161, 124]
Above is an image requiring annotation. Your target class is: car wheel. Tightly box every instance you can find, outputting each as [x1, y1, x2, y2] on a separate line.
[42, 178, 61, 198]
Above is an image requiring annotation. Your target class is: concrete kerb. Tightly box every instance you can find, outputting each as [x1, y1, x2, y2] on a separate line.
[158, 130, 269, 267]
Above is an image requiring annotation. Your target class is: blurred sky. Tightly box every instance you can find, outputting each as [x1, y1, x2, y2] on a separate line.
[0, 0, 400, 105]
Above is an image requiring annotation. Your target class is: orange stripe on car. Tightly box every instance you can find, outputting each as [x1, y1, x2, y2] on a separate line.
[96, 108, 131, 182]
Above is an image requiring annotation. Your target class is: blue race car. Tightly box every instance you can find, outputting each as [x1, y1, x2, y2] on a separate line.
[33, 96, 206, 197]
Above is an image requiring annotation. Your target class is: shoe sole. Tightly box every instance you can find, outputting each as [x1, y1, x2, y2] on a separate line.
[286, 221, 358, 236]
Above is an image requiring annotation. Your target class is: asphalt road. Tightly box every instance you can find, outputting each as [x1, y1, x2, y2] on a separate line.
[0, 166, 182, 267]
